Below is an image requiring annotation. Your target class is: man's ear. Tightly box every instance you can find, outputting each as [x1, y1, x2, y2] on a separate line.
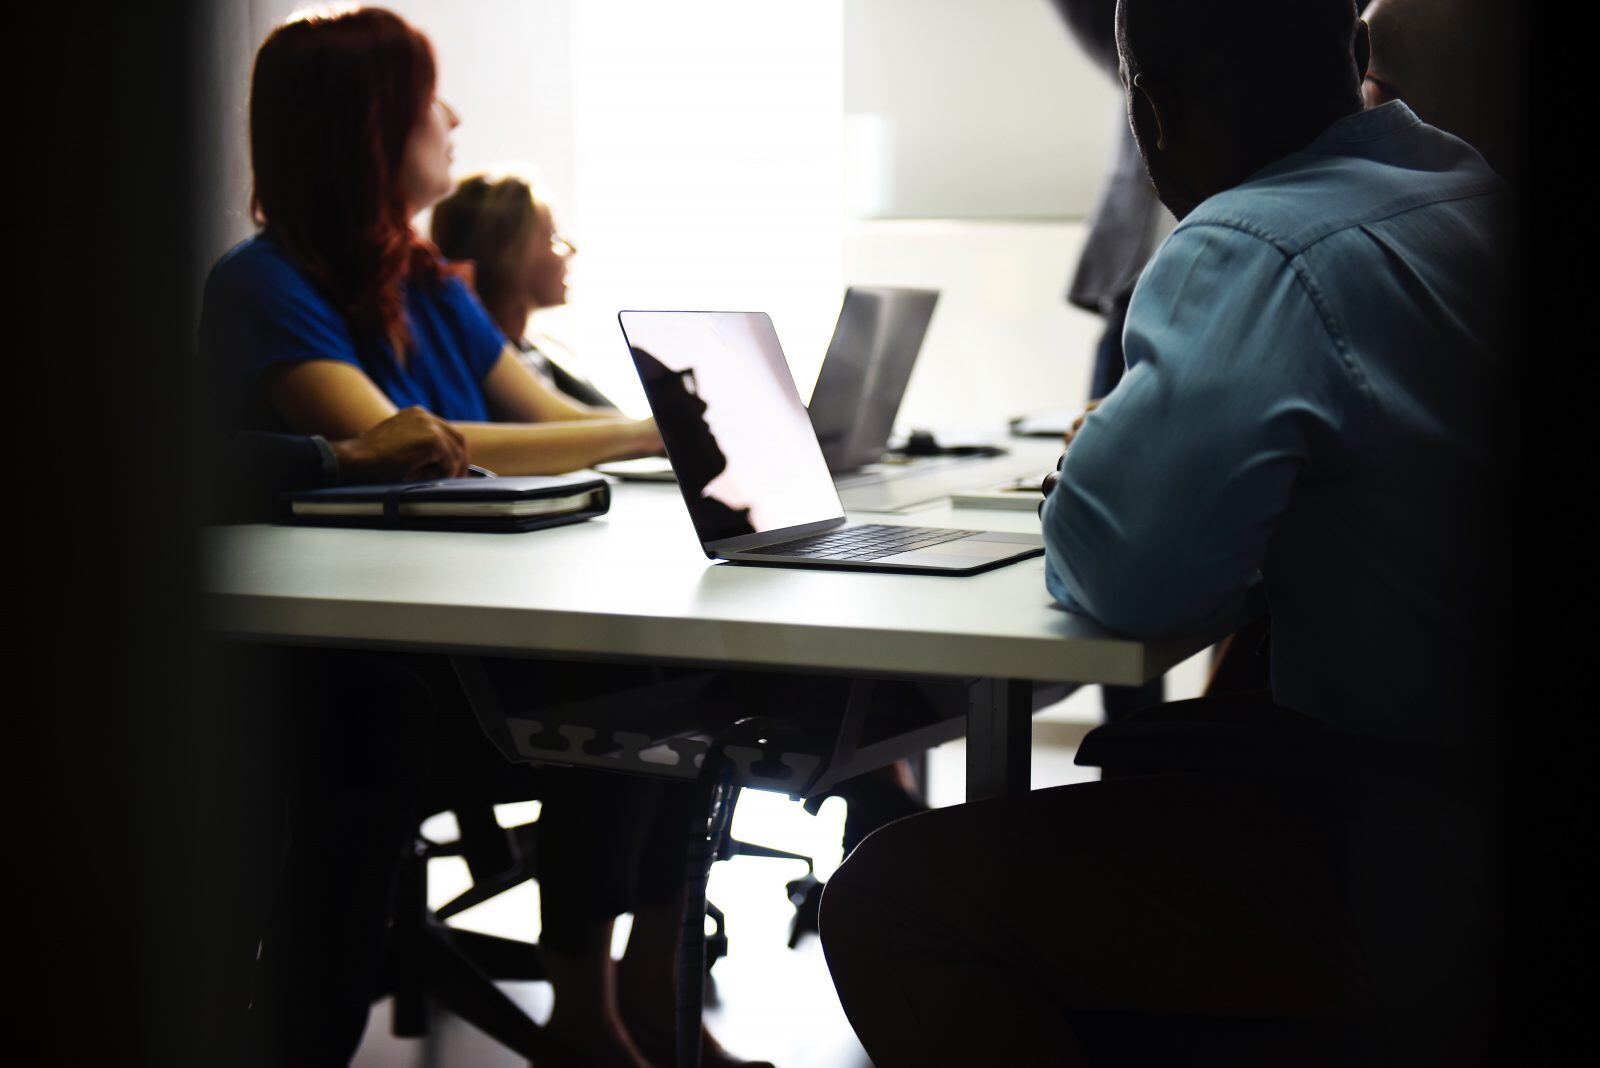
[1131, 73, 1170, 151]
[1354, 18, 1371, 82]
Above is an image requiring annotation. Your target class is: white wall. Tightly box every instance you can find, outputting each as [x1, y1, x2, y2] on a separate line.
[194, 0, 294, 272]
[844, 0, 1124, 219]
[845, 219, 1104, 430]
[563, 1, 845, 414]
[389, 0, 576, 205]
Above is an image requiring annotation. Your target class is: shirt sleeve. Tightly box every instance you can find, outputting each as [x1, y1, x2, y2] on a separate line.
[1040, 222, 1367, 637]
[199, 241, 362, 411]
[212, 432, 327, 523]
[440, 274, 509, 381]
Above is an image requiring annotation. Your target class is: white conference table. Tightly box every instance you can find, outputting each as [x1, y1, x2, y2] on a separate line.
[205, 440, 1221, 801]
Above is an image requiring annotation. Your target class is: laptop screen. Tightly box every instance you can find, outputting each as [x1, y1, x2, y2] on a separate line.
[619, 311, 845, 545]
[809, 286, 939, 473]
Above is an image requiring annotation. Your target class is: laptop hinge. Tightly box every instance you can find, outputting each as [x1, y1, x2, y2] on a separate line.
[707, 516, 847, 556]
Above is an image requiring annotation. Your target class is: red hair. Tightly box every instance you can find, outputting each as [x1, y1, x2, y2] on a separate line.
[249, 7, 458, 354]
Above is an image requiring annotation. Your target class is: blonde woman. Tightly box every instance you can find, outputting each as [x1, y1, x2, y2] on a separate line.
[430, 171, 784, 1068]
[432, 173, 616, 410]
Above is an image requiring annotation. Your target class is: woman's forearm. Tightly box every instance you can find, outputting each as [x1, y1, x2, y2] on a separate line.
[453, 418, 660, 475]
[547, 396, 624, 421]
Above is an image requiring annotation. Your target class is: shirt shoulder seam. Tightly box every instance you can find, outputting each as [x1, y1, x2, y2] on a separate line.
[1296, 180, 1505, 253]
[1171, 217, 1296, 257]
[1170, 220, 1380, 430]
[1189, 177, 1503, 254]
[1284, 258, 1380, 430]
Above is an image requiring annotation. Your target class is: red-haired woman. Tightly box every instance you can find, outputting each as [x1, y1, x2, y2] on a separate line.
[200, 7, 659, 472]
[201, 10, 778, 1068]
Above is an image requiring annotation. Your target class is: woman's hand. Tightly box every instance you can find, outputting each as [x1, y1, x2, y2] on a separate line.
[628, 417, 665, 459]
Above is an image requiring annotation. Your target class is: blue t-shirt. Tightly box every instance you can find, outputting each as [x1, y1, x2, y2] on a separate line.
[200, 235, 507, 429]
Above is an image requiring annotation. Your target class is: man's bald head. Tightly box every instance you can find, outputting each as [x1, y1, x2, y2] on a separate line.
[1114, 0, 1368, 217]
[1362, 0, 1524, 183]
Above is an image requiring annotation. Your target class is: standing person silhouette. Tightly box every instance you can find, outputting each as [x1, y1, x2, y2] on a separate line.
[1048, 0, 1168, 718]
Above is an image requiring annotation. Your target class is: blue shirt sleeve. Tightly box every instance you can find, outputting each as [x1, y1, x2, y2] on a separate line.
[438, 273, 508, 383]
[200, 238, 362, 412]
[1040, 222, 1370, 637]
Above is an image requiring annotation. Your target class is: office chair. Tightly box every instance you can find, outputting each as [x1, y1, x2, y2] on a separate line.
[380, 800, 547, 1059]
[382, 788, 812, 1061]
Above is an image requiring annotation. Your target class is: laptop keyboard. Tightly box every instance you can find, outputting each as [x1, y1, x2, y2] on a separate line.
[746, 524, 980, 562]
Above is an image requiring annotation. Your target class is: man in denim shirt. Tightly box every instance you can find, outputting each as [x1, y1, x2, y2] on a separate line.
[1042, 4, 1509, 743]
[823, 2, 1514, 1064]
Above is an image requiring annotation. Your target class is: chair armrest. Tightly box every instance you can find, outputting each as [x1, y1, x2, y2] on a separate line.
[1074, 693, 1328, 778]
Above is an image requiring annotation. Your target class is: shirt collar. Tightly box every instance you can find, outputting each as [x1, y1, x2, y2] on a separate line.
[1217, 100, 1422, 202]
[1308, 100, 1420, 147]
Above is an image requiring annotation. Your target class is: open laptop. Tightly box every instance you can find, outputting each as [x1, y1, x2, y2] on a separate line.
[618, 310, 1043, 575]
[807, 285, 938, 473]
[598, 286, 939, 482]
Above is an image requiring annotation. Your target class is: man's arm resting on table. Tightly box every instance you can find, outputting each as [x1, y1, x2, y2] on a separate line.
[215, 432, 331, 522]
[1038, 224, 1365, 637]
[216, 409, 470, 522]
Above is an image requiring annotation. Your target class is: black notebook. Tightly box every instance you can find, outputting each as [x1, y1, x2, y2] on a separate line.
[284, 473, 610, 533]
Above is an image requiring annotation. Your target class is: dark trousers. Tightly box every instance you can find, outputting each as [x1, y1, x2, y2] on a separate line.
[819, 736, 1497, 1067]
[538, 767, 695, 953]
[820, 773, 1367, 1067]
[242, 650, 433, 1068]
[237, 654, 705, 1065]
[530, 671, 966, 948]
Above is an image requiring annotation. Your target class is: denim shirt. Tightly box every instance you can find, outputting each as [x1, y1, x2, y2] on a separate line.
[1041, 103, 1511, 740]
